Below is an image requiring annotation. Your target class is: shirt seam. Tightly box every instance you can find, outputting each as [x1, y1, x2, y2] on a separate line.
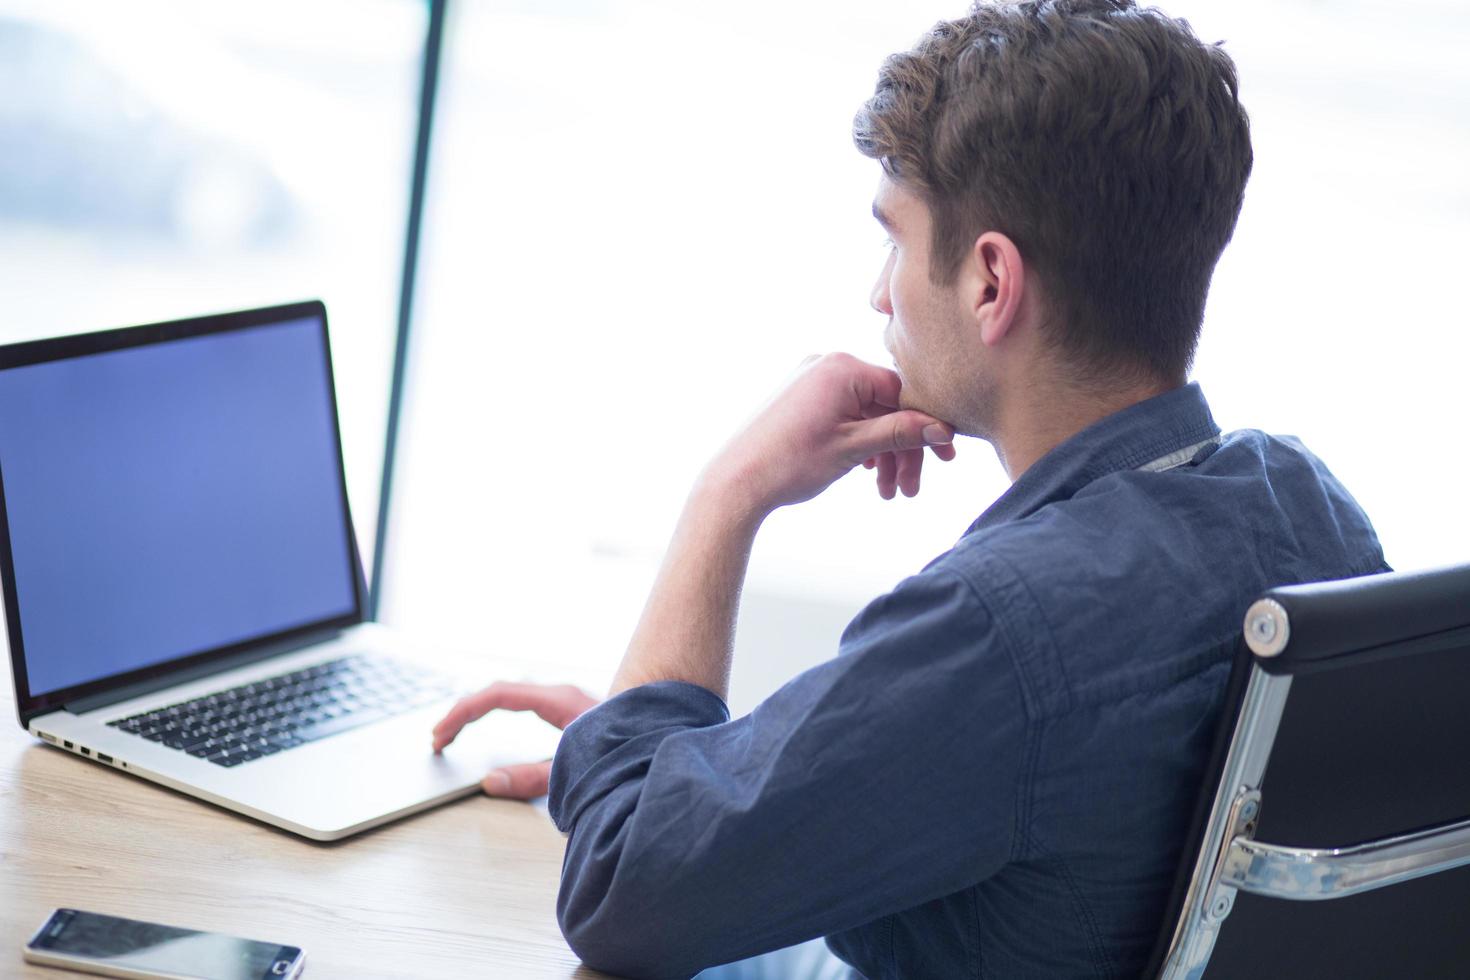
[944, 567, 1040, 866]
[1057, 849, 1121, 978]
[1022, 722, 1121, 980]
[969, 887, 985, 980]
[884, 911, 896, 979]
[982, 549, 1076, 714]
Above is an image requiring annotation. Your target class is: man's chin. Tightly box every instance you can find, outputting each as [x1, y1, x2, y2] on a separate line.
[896, 385, 929, 415]
[898, 385, 966, 436]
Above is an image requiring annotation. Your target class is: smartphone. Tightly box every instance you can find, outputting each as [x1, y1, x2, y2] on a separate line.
[23, 909, 305, 980]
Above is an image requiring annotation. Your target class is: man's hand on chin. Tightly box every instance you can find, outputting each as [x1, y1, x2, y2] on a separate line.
[704, 352, 957, 519]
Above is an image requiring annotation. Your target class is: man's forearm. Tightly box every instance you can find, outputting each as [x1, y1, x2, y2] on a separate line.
[608, 468, 765, 701]
[604, 354, 953, 701]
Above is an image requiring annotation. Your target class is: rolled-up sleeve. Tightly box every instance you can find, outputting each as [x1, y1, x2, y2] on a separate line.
[547, 568, 1028, 979]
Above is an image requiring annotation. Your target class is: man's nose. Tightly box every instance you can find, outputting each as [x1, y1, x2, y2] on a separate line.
[870, 271, 893, 316]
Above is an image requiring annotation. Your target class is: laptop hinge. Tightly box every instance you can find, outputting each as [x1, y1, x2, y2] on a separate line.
[63, 628, 346, 715]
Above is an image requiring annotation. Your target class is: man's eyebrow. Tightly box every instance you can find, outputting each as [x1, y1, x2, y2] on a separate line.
[872, 202, 898, 233]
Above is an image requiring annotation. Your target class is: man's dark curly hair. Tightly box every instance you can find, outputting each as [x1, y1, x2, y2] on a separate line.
[854, 0, 1252, 386]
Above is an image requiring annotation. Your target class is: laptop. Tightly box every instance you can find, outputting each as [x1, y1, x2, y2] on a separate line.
[0, 300, 558, 840]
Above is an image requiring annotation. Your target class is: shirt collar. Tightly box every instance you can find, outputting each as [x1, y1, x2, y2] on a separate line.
[966, 381, 1221, 535]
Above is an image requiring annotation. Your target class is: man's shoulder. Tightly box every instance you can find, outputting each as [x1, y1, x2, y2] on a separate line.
[945, 426, 1382, 577]
[901, 426, 1387, 713]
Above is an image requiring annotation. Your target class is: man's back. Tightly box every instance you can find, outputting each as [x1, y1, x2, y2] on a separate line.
[823, 383, 1386, 977]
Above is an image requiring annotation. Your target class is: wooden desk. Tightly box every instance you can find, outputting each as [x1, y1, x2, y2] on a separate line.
[0, 678, 608, 979]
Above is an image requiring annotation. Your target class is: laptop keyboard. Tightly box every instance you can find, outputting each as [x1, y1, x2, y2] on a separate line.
[106, 654, 457, 768]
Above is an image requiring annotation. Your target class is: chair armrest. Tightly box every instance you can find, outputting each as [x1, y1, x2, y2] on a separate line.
[1220, 814, 1470, 901]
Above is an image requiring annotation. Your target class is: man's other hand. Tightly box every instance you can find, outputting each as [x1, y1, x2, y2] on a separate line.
[431, 682, 600, 799]
[710, 352, 956, 514]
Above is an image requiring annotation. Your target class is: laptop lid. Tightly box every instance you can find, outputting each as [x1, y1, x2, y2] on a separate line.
[0, 300, 366, 729]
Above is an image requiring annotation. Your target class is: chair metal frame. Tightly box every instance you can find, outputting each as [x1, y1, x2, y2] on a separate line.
[1156, 591, 1470, 979]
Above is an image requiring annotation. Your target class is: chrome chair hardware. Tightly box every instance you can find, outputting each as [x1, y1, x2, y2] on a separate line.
[1243, 599, 1290, 658]
[1220, 815, 1470, 902]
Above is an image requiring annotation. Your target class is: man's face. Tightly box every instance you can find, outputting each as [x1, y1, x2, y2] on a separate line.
[869, 176, 983, 435]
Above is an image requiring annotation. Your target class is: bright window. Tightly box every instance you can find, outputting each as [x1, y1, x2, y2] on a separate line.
[0, 0, 426, 568]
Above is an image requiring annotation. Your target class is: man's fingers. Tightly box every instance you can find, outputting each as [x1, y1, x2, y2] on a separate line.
[482, 760, 553, 800]
[843, 410, 953, 462]
[432, 681, 595, 752]
[843, 358, 905, 411]
[876, 452, 897, 500]
[930, 442, 958, 462]
[896, 447, 923, 497]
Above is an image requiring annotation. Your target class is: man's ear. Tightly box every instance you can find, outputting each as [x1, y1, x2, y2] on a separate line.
[968, 231, 1025, 348]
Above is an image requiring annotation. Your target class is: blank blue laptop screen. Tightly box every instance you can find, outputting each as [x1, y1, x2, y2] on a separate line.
[0, 315, 359, 698]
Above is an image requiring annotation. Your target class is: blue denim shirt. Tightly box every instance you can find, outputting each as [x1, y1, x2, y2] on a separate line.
[548, 383, 1388, 979]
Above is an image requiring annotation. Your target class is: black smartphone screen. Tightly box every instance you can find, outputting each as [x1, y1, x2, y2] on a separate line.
[29, 909, 301, 979]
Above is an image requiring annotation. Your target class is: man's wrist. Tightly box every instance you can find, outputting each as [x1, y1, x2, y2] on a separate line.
[692, 457, 773, 535]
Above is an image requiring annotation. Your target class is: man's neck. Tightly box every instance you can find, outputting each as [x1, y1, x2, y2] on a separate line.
[993, 377, 1181, 483]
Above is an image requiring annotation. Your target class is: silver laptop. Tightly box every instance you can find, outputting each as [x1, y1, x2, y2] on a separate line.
[1, 300, 556, 840]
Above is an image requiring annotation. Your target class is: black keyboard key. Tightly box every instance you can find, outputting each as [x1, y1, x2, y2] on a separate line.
[185, 737, 234, 758]
[294, 709, 387, 744]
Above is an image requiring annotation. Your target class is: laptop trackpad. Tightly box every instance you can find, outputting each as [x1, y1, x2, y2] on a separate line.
[232, 700, 564, 839]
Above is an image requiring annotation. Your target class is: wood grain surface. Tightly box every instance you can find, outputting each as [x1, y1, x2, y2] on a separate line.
[0, 672, 612, 979]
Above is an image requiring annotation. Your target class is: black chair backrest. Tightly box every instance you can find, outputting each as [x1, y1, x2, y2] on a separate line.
[1145, 563, 1470, 979]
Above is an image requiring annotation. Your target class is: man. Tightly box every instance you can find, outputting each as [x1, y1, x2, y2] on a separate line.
[432, 1, 1388, 976]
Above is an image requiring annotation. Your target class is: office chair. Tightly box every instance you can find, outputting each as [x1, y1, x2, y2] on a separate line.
[1143, 562, 1470, 979]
